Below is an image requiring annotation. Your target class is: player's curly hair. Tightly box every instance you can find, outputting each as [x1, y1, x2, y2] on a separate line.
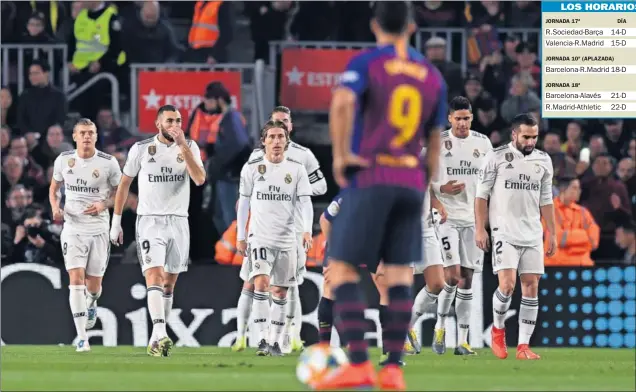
[260, 120, 290, 150]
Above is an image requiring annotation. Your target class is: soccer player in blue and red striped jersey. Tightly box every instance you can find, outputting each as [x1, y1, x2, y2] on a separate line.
[313, 2, 447, 390]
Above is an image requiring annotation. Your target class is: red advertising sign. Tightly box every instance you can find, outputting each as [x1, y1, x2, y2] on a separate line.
[137, 71, 242, 133]
[280, 48, 363, 112]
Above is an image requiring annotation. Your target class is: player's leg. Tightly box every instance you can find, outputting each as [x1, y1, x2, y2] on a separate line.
[283, 235, 306, 353]
[515, 242, 545, 360]
[248, 243, 276, 356]
[268, 246, 298, 356]
[233, 278, 255, 352]
[84, 233, 109, 330]
[312, 189, 386, 390]
[137, 216, 172, 357]
[318, 266, 336, 345]
[61, 230, 91, 352]
[491, 236, 521, 359]
[376, 188, 424, 390]
[433, 225, 461, 354]
[454, 227, 481, 355]
[161, 272, 179, 322]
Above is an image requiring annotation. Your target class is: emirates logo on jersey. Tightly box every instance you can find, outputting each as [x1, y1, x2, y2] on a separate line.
[177, 153, 184, 163]
[444, 140, 452, 150]
[92, 169, 100, 178]
[68, 158, 75, 168]
[285, 174, 292, 184]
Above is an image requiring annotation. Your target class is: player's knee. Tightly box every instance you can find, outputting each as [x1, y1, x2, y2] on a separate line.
[84, 275, 102, 293]
[163, 283, 174, 295]
[498, 280, 515, 296]
[144, 267, 164, 287]
[68, 268, 85, 285]
[325, 260, 359, 286]
[242, 281, 255, 291]
[519, 274, 540, 296]
[270, 285, 288, 299]
[428, 280, 445, 295]
[253, 275, 270, 292]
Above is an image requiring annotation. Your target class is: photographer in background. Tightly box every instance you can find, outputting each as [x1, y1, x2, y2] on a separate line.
[9, 203, 62, 265]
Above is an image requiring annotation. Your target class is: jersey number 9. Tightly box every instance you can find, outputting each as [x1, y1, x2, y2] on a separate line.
[388, 84, 422, 148]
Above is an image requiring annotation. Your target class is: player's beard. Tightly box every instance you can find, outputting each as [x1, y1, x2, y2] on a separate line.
[160, 126, 174, 142]
[515, 140, 534, 156]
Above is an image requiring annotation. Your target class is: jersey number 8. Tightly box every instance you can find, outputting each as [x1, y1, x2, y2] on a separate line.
[388, 84, 423, 148]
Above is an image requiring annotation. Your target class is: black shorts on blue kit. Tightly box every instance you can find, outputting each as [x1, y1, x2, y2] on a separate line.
[327, 185, 424, 270]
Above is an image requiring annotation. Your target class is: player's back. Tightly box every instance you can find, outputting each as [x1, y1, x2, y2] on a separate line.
[342, 45, 447, 191]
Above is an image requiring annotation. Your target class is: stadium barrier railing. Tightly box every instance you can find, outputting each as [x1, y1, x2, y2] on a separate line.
[0, 44, 70, 95]
[2, 262, 633, 349]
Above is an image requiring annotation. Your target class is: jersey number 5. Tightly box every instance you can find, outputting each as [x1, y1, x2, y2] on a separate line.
[388, 84, 422, 148]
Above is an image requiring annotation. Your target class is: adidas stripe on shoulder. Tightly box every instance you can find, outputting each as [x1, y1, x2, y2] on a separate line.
[60, 150, 74, 156]
[96, 151, 113, 160]
[286, 157, 302, 165]
[137, 137, 155, 146]
[248, 157, 264, 165]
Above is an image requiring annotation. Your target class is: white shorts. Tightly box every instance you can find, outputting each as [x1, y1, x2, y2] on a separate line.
[413, 235, 444, 274]
[240, 241, 298, 287]
[135, 215, 190, 275]
[61, 230, 110, 277]
[491, 235, 545, 275]
[437, 224, 484, 272]
[296, 235, 307, 286]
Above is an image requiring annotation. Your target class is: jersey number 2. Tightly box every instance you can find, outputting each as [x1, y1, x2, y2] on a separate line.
[388, 84, 423, 148]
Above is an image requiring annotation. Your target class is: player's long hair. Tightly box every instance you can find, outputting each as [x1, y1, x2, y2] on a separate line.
[260, 120, 290, 150]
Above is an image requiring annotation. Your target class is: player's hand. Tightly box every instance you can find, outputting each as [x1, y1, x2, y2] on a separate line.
[83, 201, 106, 216]
[237, 240, 248, 256]
[52, 207, 64, 221]
[168, 127, 187, 146]
[475, 227, 490, 252]
[109, 224, 123, 246]
[302, 232, 312, 252]
[545, 234, 557, 257]
[440, 180, 465, 195]
[430, 198, 447, 224]
[333, 152, 370, 188]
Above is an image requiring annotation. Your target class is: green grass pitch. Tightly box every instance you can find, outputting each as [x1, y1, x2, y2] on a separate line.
[1, 346, 634, 391]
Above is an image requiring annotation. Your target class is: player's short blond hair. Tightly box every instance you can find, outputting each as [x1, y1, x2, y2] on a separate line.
[260, 120, 290, 149]
[73, 118, 97, 133]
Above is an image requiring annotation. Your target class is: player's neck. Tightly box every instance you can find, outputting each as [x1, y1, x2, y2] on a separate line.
[451, 128, 469, 139]
[77, 148, 96, 159]
[265, 153, 284, 164]
[157, 134, 173, 145]
[376, 35, 406, 48]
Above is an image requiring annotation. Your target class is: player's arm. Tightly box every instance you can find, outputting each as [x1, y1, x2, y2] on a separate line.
[306, 150, 327, 195]
[181, 140, 206, 186]
[320, 196, 341, 239]
[330, 55, 368, 159]
[297, 167, 314, 250]
[49, 157, 64, 221]
[474, 151, 497, 251]
[105, 158, 123, 209]
[236, 164, 253, 255]
[110, 144, 141, 245]
[425, 79, 448, 183]
[539, 155, 557, 256]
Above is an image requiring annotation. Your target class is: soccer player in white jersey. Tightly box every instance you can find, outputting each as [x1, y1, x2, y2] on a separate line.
[233, 106, 327, 354]
[430, 96, 493, 355]
[236, 120, 314, 356]
[475, 113, 556, 360]
[109, 105, 206, 357]
[409, 147, 448, 354]
[49, 118, 122, 352]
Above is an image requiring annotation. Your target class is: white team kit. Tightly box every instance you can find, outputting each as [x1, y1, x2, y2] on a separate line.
[123, 136, 204, 274]
[243, 142, 324, 284]
[54, 149, 122, 276]
[433, 130, 493, 272]
[476, 142, 554, 275]
[414, 189, 445, 274]
[238, 155, 313, 287]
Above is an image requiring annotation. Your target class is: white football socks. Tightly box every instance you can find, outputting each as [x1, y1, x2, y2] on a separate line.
[411, 285, 438, 325]
[455, 288, 473, 345]
[163, 292, 174, 322]
[518, 297, 539, 345]
[492, 288, 512, 329]
[269, 295, 287, 345]
[252, 291, 270, 342]
[236, 289, 254, 338]
[435, 283, 456, 330]
[86, 287, 101, 308]
[69, 285, 88, 340]
[147, 286, 167, 340]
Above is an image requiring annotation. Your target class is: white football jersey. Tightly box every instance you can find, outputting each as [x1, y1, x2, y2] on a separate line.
[422, 190, 435, 238]
[123, 136, 204, 216]
[475, 143, 554, 247]
[249, 141, 324, 234]
[53, 150, 122, 235]
[240, 155, 312, 250]
[434, 129, 492, 227]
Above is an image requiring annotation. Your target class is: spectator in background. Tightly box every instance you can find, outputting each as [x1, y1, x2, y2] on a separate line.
[205, 82, 251, 235]
[335, 2, 373, 42]
[543, 131, 576, 184]
[122, 1, 181, 64]
[1, 126, 11, 156]
[627, 139, 636, 161]
[413, 1, 463, 27]
[56, 1, 84, 44]
[543, 177, 599, 267]
[466, 1, 506, 28]
[480, 49, 509, 103]
[15, 1, 67, 39]
[245, 1, 294, 62]
[184, 1, 233, 64]
[508, 1, 541, 28]
[95, 107, 134, 152]
[512, 41, 541, 93]
[43, 124, 74, 162]
[500, 72, 540, 123]
[562, 120, 585, 161]
[17, 60, 68, 138]
[580, 153, 632, 261]
[187, 83, 225, 160]
[68, 1, 125, 119]
[578, 134, 607, 179]
[1, 87, 18, 130]
[290, 2, 337, 41]
[1, 159, 37, 207]
[463, 73, 486, 104]
[615, 219, 636, 265]
[617, 157, 636, 217]
[425, 37, 463, 97]
[8, 136, 46, 187]
[601, 120, 634, 161]
[9, 203, 62, 265]
[21, 12, 55, 45]
[501, 34, 520, 74]
[472, 95, 507, 146]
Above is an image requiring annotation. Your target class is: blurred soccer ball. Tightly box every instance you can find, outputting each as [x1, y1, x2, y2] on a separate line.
[296, 344, 348, 385]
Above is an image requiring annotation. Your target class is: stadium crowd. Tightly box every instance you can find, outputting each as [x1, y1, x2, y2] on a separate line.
[1, 1, 635, 267]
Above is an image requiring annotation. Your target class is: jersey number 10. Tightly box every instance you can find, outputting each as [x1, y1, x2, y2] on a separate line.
[388, 84, 423, 149]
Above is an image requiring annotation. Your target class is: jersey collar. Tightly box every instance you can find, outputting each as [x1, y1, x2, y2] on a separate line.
[508, 142, 535, 159]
